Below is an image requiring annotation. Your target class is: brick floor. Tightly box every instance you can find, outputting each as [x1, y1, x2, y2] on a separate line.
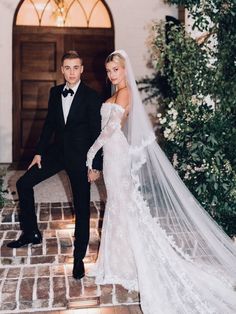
[20, 305, 142, 313]
[0, 201, 141, 313]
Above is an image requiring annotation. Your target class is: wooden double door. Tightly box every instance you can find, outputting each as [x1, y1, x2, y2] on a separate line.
[13, 26, 114, 163]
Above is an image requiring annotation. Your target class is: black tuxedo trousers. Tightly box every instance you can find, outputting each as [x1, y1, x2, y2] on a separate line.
[16, 82, 102, 260]
[16, 154, 90, 260]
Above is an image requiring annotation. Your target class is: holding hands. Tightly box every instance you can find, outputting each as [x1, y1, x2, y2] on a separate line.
[88, 169, 101, 182]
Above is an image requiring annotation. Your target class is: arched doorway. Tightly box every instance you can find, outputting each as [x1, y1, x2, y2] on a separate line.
[13, 0, 114, 163]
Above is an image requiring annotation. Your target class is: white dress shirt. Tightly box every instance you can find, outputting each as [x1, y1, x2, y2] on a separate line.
[61, 81, 80, 123]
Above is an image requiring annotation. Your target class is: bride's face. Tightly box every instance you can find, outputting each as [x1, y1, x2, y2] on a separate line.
[106, 61, 126, 86]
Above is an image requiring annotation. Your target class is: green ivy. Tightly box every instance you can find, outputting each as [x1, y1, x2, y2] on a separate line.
[142, 1, 236, 236]
[0, 177, 5, 209]
[159, 102, 236, 230]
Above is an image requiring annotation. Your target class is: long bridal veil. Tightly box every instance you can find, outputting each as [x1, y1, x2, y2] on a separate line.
[116, 49, 236, 283]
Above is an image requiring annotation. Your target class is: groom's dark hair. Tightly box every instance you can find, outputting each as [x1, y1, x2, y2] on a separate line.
[61, 50, 83, 65]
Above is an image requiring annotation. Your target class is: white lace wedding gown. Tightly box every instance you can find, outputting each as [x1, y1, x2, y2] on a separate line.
[87, 102, 236, 314]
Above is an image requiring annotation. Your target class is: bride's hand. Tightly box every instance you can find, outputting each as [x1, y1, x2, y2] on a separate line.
[88, 169, 100, 182]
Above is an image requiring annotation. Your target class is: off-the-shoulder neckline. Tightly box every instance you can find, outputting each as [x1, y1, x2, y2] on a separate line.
[102, 102, 125, 112]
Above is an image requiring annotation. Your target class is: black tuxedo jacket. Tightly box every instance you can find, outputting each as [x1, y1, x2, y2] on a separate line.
[35, 82, 103, 171]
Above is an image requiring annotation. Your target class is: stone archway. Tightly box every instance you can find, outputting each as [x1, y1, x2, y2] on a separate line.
[13, 0, 114, 163]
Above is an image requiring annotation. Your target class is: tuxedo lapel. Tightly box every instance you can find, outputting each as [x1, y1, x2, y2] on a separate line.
[57, 85, 66, 127]
[66, 82, 86, 124]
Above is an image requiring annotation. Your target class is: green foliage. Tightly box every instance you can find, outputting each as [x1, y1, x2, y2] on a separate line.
[166, 1, 236, 31]
[154, 23, 212, 105]
[144, 1, 236, 235]
[166, 0, 236, 111]
[0, 167, 8, 209]
[158, 101, 236, 236]
[0, 177, 5, 209]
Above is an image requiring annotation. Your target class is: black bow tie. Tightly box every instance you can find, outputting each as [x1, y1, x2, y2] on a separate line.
[62, 88, 74, 97]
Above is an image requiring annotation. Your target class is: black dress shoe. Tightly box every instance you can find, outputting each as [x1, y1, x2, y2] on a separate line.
[7, 231, 42, 248]
[73, 259, 85, 280]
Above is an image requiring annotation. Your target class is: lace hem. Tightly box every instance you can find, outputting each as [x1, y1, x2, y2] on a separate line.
[130, 152, 236, 289]
[95, 275, 139, 292]
[130, 177, 193, 262]
[87, 264, 139, 291]
[129, 133, 156, 155]
[129, 133, 156, 174]
[129, 170, 236, 314]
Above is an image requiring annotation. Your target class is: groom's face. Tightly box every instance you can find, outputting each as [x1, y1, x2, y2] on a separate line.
[61, 58, 84, 87]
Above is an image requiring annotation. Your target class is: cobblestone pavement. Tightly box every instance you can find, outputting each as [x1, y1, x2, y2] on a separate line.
[0, 201, 141, 313]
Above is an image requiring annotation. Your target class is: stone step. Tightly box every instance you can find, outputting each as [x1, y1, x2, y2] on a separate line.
[0, 264, 139, 313]
[0, 202, 140, 313]
[0, 201, 105, 231]
[0, 229, 98, 265]
[0, 201, 103, 264]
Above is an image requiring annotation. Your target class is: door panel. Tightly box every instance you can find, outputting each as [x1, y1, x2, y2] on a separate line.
[21, 42, 57, 72]
[21, 119, 45, 148]
[22, 80, 55, 109]
[13, 30, 62, 163]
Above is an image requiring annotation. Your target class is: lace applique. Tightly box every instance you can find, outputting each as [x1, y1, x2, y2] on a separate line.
[86, 104, 124, 169]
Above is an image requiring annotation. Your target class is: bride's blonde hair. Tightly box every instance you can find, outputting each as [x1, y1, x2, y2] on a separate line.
[105, 52, 126, 68]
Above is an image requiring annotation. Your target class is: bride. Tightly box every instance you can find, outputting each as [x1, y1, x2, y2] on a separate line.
[86, 50, 236, 314]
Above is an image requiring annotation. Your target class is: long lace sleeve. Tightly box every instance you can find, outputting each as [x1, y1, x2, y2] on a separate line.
[87, 105, 124, 170]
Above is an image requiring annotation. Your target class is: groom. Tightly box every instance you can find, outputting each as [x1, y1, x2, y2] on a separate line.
[7, 50, 103, 280]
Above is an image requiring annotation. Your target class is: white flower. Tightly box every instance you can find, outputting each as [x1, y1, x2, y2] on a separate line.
[194, 166, 203, 172]
[163, 128, 171, 138]
[168, 120, 177, 129]
[191, 95, 198, 105]
[167, 108, 178, 120]
[172, 109, 178, 118]
[157, 113, 162, 118]
[184, 171, 190, 179]
[160, 117, 167, 124]
[168, 133, 175, 140]
[173, 153, 178, 167]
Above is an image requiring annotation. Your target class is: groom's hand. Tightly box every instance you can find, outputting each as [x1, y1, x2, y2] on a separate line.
[88, 169, 100, 182]
[28, 154, 42, 170]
